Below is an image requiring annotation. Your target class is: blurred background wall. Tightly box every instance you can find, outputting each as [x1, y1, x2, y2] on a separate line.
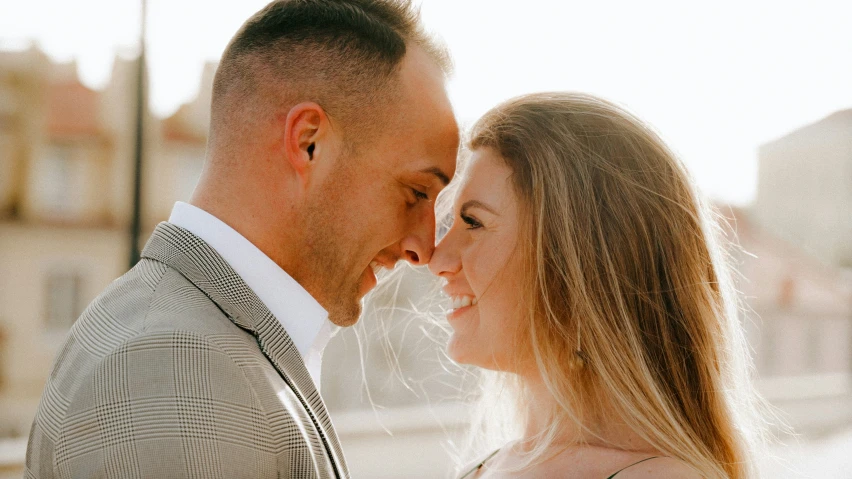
[1, 1, 852, 477]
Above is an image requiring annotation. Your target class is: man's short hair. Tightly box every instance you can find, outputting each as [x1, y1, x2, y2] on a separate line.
[211, 0, 450, 146]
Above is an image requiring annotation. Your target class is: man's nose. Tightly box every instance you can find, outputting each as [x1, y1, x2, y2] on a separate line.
[400, 208, 436, 266]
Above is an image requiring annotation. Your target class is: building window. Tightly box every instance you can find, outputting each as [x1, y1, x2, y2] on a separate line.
[0, 324, 6, 391]
[40, 145, 78, 217]
[45, 271, 83, 331]
[27, 143, 87, 221]
[0, 131, 11, 216]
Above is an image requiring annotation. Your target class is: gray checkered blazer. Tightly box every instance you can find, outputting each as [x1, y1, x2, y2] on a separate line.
[26, 222, 349, 478]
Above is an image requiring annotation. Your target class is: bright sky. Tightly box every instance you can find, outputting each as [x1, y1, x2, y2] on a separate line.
[2, 0, 851, 205]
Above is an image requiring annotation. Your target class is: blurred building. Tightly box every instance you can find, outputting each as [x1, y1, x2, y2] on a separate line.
[749, 111, 852, 436]
[724, 207, 852, 434]
[755, 110, 852, 268]
[733, 210, 851, 378]
[0, 47, 212, 439]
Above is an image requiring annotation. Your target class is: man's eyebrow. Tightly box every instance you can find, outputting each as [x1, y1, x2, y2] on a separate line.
[461, 200, 498, 216]
[420, 166, 451, 186]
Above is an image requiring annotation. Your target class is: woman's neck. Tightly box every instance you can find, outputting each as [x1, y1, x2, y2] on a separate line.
[519, 374, 657, 454]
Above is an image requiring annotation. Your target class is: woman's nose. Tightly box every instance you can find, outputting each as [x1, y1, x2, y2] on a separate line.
[427, 229, 460, 277]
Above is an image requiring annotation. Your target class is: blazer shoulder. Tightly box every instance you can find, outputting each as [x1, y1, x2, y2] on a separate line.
[67, 258, 239, 359]
[122, 259, 251, 341]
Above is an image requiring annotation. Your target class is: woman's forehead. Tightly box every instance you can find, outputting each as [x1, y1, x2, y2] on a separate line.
[457, 149, 514, 202]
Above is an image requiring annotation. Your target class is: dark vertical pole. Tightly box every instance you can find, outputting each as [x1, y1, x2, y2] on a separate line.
[128, 0, 147, 268]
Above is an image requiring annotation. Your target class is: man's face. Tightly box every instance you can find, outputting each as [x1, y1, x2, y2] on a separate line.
[303, 47, 459, 326]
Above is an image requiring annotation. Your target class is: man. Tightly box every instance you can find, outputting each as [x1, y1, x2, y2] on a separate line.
[25, 0, 459, 477]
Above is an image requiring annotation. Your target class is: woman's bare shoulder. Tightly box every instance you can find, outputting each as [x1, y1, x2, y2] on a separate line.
[614, 456, 702, 479]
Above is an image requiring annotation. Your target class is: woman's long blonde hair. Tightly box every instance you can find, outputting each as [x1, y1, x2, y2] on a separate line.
[461, 92, 766, 478]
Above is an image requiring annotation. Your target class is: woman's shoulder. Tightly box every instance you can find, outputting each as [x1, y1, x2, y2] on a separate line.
[456, 448, 501, 479]
[542, 447, 702, 479]
[610, 456, 701, 479]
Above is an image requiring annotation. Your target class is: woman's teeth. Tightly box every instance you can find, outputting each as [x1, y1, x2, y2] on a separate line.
[369, 261, 381, 276]
[450, 295, 478, 310]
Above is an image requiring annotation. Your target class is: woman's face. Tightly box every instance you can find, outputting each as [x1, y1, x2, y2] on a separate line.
[429, 147, 527, 372]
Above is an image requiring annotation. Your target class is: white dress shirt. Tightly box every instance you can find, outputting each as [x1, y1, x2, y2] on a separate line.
[168, 201, 332, 386]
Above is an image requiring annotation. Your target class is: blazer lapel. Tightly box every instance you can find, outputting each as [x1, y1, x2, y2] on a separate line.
[141, 222, 348, 478]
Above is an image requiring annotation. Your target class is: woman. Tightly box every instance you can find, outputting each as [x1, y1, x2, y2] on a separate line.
[428, 93, 766, 478]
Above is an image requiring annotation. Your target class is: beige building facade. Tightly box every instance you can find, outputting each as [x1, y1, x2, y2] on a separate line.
[755, 110, 852, 268]
[729, 207, 852, 379]
[0, 48, 210, 438]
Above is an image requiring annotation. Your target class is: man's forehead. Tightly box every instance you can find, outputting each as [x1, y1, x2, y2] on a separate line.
[389, 49, 459, 186]
[390, 115, 458, 187]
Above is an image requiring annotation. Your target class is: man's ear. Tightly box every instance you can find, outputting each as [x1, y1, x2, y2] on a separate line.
[284, 102, 329, 180]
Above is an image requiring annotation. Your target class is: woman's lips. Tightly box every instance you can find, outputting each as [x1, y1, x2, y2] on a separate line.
[446, 294, 478, 319]
[448, 302, 477, 320]
[358, 263, 378, 296]
[359, 260, 388, 296]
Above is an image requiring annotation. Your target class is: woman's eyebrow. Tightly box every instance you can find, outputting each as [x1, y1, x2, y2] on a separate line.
[461, 199, 498, 215]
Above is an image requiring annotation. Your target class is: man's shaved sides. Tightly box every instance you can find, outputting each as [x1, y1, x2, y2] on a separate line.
[209, 0, 451, 152]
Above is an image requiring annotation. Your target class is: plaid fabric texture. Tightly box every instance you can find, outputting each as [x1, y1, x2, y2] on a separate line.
[25, 222, 349, 478]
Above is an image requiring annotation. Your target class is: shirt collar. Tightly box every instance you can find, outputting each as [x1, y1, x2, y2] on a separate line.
[167, 201, 332, 385]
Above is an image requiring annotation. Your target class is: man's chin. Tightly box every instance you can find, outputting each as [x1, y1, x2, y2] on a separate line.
[324, 268, 376, 327]
[326, 301, 362, 327]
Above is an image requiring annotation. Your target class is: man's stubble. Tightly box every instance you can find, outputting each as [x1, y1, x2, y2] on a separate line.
[300, 154, 367, 327]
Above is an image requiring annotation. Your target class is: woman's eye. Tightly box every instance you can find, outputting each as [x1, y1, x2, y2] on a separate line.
[413, 189, 429, 201]
[461, 214, 482, 230]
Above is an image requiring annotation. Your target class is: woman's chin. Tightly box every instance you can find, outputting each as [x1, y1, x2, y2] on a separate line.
[446, 336, 472, 365]
[447, 336, 490, 369]
[448, 337, 518, 373]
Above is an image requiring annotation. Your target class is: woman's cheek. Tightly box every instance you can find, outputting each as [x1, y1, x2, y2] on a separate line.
[463, 248, 489, 296]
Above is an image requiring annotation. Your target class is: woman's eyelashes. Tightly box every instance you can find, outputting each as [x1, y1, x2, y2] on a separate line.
[461, 213, 483, 230]
[412, 188, 429, 201]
